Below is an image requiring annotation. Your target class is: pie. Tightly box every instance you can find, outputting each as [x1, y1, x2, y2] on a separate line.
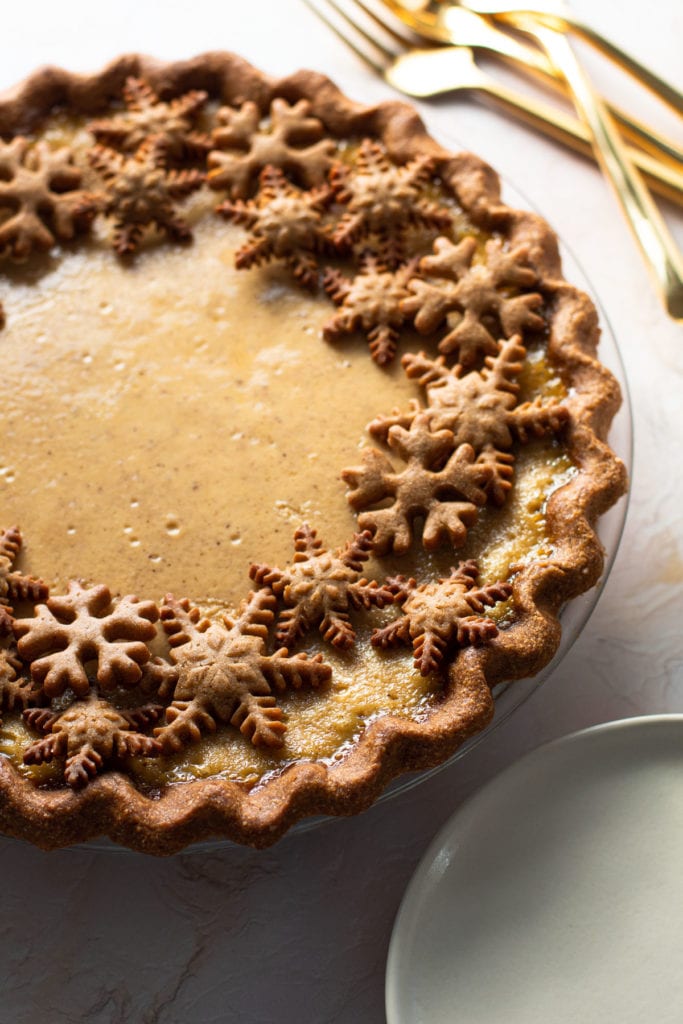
[0, 53, 627, 853]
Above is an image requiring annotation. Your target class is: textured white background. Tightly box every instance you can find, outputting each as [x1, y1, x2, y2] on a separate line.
[0, 2, 681, 1022]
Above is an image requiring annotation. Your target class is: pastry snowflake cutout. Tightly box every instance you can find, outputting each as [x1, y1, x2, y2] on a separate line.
[23, 691, 163, 790]
[13, 582, 159, 698]
[400, 236, 545, 367]
[250, 525, 394, 650]
[0, 138, 98, 260]
[88, 139, 204, 255]
[343, 412, 490, 555]
[154, 590, 331, 753]
[397, 336, 569, 505]
[137, 656, 179, 701]
[0, 526, 48, 637]
[0, 643, 45, 724]
[322, 254, 419, 366]
[217, 164, 333, 288]
[372, 560, 512, 675]
[330, 139, 452, 266]
[207, 97, 336, 199]
[88, 76, 211, 162]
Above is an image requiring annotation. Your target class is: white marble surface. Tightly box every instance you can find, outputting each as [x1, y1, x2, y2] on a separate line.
[0, 2, 681, 1021]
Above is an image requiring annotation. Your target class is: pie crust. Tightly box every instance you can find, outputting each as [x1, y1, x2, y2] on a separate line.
[0, 52, 626, 853]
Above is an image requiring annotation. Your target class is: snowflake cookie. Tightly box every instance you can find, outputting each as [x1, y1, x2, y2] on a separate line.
[0, 138, 98, 259]
[372, 561, 512, 675]
[88, 75, 211, 162]
[401, 235, 545, 366]
[208, 97, 336, 199]
[13, 582, 159, 698]
[23, 691, 164, 790]
[154, 590, 331, 753]
[88, 139, 205, 255]
[250, 525, 394, 649]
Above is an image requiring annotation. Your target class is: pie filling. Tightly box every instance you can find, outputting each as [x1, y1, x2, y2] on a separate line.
[0, 214, 572, 785]
[0, 78, 582, 799]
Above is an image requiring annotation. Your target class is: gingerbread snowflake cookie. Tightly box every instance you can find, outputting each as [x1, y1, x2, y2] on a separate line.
[322, 255, 419, 365]
[0, 643, 45, 725]
[14, 582, 159, 697]
[250, 525, 394, 649]
[329, 139, 452, 266]
[88, 76, 211, 163]
[208, 97, 336, 199]
[23, 692, 164, 790]
[373, 561, 512, 676]
[217, 164, 334, 288]
[155, 590, 331, 752]
[401, 235, 545, 366]
[0, 138, 99, 260]
[88, 139, 205, 255]
[0, 527, 48, 638]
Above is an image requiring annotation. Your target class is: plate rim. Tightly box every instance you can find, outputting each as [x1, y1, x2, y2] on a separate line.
[385, 712, 683, 1024]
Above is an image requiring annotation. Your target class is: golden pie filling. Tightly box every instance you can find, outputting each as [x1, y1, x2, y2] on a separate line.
[0, 90, 577, 794]
[0, 215, 572, 786]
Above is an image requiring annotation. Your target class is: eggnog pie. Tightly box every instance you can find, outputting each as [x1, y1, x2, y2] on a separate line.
[0, 53, 626, 852]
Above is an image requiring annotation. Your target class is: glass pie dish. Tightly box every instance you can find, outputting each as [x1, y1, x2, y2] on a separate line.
[0, 53, 629, 854]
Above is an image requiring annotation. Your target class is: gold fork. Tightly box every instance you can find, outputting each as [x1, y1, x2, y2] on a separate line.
[305, 0, 683, 318]
[302, 0, 683, 210]
[449, 0, 683, 116]
[483, 10, 683, 318]
[383, 0, 683, 170]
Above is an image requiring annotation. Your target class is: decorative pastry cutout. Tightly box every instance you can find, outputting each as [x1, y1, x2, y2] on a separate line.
[14, 582, 159, 698]
[88, 139, 204, 254]
[330, 139, 452, 266]
[23, 691, 164, 790]
[217, 163, 333, 288]
[322, 254, 419, 365]
[208, 97, 336, 198]
[0, 526, 48, 638]
[343, 413, 490, 555]
[155, 591, 331, 753]
[372, 560, 512, 675]
[88, 76, 211, 162]
[250, 525, 394, 649]
[401, 236, 545, 366]
[0, 138, 98, 259]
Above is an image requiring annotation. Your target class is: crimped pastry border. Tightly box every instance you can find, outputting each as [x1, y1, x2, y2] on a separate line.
[0, 51, 627, 854]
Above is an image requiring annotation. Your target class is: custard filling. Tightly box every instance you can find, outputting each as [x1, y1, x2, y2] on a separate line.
[0, 210, 572, 784]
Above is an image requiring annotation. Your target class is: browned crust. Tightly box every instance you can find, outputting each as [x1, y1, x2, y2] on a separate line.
[0, 52, 627, 854]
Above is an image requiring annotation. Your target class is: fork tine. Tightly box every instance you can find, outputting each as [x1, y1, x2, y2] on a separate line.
[349, 0, 426, 49]
[302, 0, 397, 74]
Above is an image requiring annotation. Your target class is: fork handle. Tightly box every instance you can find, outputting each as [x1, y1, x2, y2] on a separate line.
[517, 19, 683, 319]
[495, 8, 683, 117]
[571, 18, 683, 120]
[476, 33, 683, 169]
[429, 4, 683, 168]
[475, 75, 683, 209]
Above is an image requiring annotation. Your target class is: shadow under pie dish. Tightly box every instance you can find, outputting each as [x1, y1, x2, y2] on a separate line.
[0, 52, 627, 854]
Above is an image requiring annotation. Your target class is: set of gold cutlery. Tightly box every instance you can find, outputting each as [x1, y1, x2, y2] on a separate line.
[304, 0, 683, 319]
